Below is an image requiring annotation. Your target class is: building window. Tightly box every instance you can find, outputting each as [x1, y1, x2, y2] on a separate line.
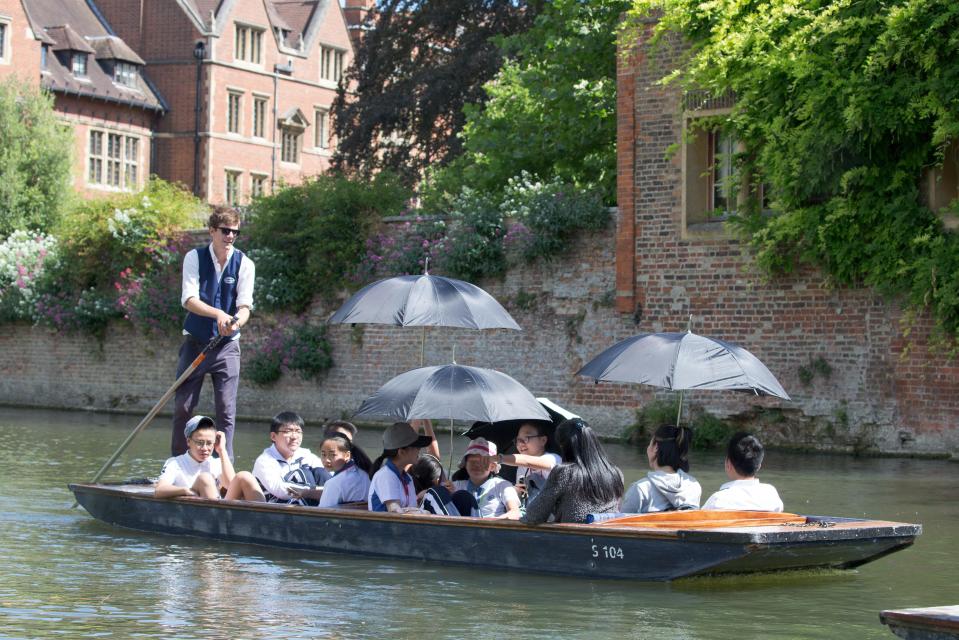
[320, 46, 344, 81]
[709, 130, 737, 215]
[314, 109, 329, 149]
[114, 62, 139, 88]
[227, 92, 242, 134]
[88, 130, 140, 190]
[281, 129, 300, 163]
[235, 25, 264, 64]
[253, 97, 267, 138]
[41, 44, 48, 70]
[124, 137, 139, 188]
[88, 131, 103, 184]
[72, 53, 88, 78]
[334, 50, 344, 82]
[0, 23, 8, 62]
[225, 171, 241, 205]
[251, 174, 267, 198]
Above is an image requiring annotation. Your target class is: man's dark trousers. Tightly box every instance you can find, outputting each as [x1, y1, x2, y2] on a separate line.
[170, 337, 240, 459]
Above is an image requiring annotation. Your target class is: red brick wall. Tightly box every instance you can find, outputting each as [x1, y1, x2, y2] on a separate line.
[0, 0, 40, 82]
[613, 22, 959, 454]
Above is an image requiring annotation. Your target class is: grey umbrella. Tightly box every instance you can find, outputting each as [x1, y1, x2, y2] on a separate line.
[577, 330, 789, 425]
[354, 363, 550, 470]
[328, 271, 520, 364]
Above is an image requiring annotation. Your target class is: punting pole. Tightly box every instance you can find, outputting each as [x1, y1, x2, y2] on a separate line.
[72, 317, 238, 508]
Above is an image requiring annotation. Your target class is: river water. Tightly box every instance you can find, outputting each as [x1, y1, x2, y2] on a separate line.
[0, 406, 955, 639]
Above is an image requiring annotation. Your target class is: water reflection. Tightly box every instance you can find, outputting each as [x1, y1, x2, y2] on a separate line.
[0, 406, 956, 639]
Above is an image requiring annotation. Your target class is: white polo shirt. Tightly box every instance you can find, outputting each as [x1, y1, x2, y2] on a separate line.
[368, 460, 417, 511]
[702, 478, 784, 512]
[252, 444, 324, 502]
[319, 463, 371, 507]
[158, 452, 223, 489]
[453, 476, 519, 518]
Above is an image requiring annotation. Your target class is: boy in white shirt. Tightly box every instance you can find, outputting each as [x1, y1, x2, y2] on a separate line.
[453, 439, 521, 519]
[155, 415, 265, 501]
[702, 432, 783, 512]
[252, 412, 327, 505]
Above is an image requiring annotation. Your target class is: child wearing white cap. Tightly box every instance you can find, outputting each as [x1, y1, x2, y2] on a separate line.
[155, 415, 265, 501]
[452, 438, 521, 519]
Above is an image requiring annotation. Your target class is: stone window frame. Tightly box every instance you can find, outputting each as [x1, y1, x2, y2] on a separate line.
[225, 169, 242, 205]
[319, 45, 345, 83]
[226, 90, 243, 135]
[921, 140, 959, 231]
[234, 23, 265, 66]
[280, 128, 301, 164]
[87, 129, 140, 191]
[250, 172, 268, 198]
[251, 94, 268, 139]
[0, 18, 9, 65]
[313, 107, 329, 150]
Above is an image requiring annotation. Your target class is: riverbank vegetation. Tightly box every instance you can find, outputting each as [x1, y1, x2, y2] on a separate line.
[628, 0, 959, 350]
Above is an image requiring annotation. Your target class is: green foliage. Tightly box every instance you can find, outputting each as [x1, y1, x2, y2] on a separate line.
[0, 79, 74, 238]
[627, 399, 734, 449]
[246, 172, 410, 311]
[245, 319, 334, 385]
[446, 0, 629, 204]
[331, 0, 541, 184]
[0, 231, 59, 322]
[435, 188, 507, 282]
[54, 179, 198, 293]
[629, 0, 959, 345]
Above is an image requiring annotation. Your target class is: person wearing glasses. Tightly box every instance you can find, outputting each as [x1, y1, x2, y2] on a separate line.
[170, 206, 255, 460]
[496, 423, 561, 507]
[156, 415, 265, 501]
[252, 412, 328, 505]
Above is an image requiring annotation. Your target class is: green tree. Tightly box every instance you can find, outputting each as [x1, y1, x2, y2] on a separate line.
[331, 0, 543, 185]
[0, 78, 73, 237]
[630, 0, 959, 344]
[445, 0, 629, 204]
[245, 172, 410, 311]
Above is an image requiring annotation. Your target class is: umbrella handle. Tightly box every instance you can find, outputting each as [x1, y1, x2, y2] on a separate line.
[676, 389, 685, 427]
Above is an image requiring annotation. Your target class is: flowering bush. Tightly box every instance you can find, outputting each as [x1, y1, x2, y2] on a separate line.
[354, 214, 447, 283]
[245, 318, 334, 385]
[115, 233, 193, 335]
[32, 286, 121, 336]
[0, 231, 59, 321]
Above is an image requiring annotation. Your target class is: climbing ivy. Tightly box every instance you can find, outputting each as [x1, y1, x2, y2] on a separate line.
[628, 0, 959, 348]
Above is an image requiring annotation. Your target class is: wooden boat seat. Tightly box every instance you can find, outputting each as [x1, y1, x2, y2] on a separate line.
[597, 510, 807, 529]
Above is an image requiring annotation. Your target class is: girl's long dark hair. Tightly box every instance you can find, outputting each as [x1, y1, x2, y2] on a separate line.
[555, 419, 624, 504]
[370, 449, 399, 477]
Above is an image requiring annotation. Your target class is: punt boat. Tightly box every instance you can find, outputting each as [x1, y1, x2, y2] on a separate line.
[69, 482, 921, 581]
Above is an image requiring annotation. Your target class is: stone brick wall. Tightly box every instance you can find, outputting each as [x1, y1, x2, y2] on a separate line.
[1, 206, 956, 458]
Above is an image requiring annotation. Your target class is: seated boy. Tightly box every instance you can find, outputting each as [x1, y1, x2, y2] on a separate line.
[155, 415, 265, 501]
[452, 438, 521, 519]
[702, 432, 783, 512]
[252, 411, 328, 505]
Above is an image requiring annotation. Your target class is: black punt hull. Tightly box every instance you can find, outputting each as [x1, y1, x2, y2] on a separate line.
[69, 484, 920, 581]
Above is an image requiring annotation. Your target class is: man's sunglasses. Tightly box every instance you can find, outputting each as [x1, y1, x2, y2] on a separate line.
[217, 227, 241, 237]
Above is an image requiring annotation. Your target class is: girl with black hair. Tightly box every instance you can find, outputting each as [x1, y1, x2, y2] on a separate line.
[317, 434, 372, 507]
[521, 419, 624, 524]
[621, 424, 702, 513]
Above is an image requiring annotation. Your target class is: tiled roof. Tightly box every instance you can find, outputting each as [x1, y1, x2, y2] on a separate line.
[22, 0, 165, 113]
[46, 25, 95, 53]
[270, 1, 320, 50]
[88, 36, 145, 65]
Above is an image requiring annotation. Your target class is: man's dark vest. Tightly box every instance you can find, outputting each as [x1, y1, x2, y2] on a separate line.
[183, 246, 244, 341]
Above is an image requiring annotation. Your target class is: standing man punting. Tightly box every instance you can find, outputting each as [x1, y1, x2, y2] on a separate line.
[171, 207, 255, 460]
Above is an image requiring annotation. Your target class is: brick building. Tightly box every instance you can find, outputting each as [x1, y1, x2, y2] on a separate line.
[615, 20, 959, 452]
[1, 0, 165, 196]
[1, 0, 366, 205]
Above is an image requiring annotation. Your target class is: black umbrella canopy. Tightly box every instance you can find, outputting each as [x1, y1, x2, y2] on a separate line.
[577, 331, 790, 400]
[329, 274, 521, 330]
[462, 398, 578, 452]
[353, 364, 550, 424]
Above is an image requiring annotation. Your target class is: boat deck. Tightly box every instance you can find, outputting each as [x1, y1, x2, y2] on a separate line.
[881, 606, 959, 640]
